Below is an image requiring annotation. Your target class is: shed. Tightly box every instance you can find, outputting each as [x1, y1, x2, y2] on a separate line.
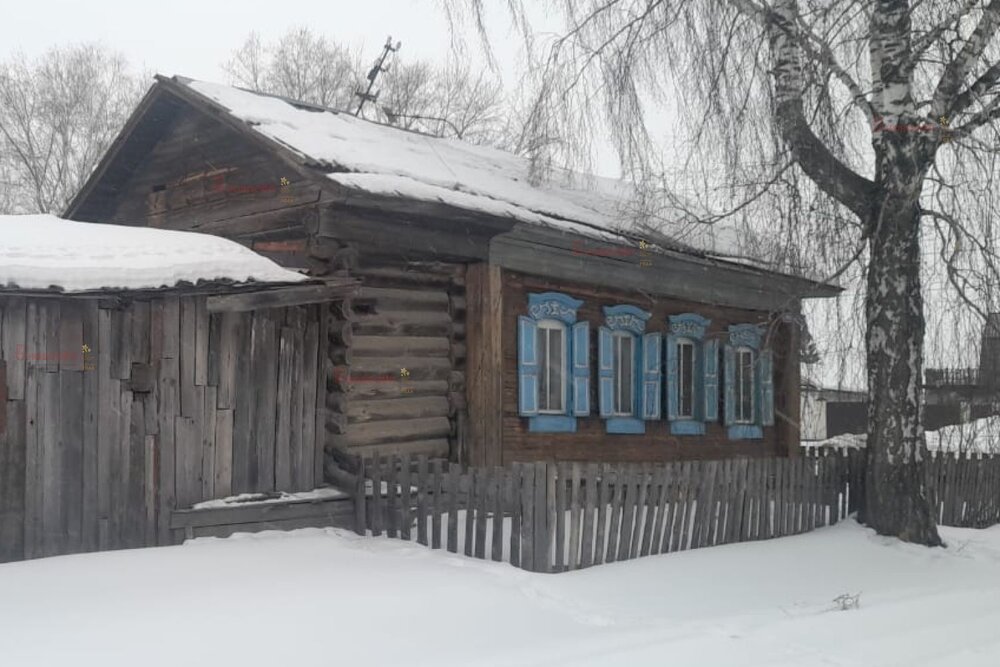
[0, 215, 357, 562]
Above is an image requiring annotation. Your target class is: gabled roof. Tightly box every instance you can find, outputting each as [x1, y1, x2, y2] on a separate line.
[65, 74, 841, 300]
[179, 78, 741, 258]
[0, 215, 307, 294]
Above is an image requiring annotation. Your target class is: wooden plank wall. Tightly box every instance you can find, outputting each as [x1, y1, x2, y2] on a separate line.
[325, 256, 466, 462]
[0, 294, 326, 563]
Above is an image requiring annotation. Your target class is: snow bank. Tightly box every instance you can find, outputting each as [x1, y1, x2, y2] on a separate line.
[0, 215, 306, 293]
[185, 79, 751, 263]
[1, 520, 999, 666]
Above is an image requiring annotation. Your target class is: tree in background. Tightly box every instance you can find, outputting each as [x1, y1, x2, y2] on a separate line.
[0, 44, 145, 214]
[452, 0, 1000, 545]
[224, 28, 508, 146]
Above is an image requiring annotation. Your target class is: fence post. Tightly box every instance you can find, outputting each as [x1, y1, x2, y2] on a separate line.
[354, 456, 367, 536]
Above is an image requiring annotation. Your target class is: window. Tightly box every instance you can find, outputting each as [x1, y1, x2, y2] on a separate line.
[734, 347, 754, 423]
[724, 324, 774, 440]
[599, 305, 657, 434]
[537, 320, 566, 414]
[612, 331, 634, 416]
[677, 339, 696, 418]
[667, 314, 716, 435]
[518, 292, 589, 432]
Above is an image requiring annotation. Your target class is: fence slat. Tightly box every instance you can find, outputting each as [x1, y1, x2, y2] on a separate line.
[509, 468, 521, 569]
[569, 462, 582, 570]
[492, 467, 504, 562]
[400, 454, 412, 541]
[581, 462, 597, 568]
[606, 467, 624, 563]
[464, 468, 475, 557]
[416, 455, 428, 545]
[594, 464, 610, 565]
[371, 458, 383, 536]
[446, 463, 459, 553]
[555, 462, 566, 571]
[385, 457, 399, 539]
[433, 460, 444, 549]
[520, 463, 535, 571]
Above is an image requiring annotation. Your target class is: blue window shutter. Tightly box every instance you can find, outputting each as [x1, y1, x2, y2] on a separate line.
[598, 326, 614, 418]
[641, 332, 662, 420]
[703, 338, 719, 422]
[665, 334, 679, 421]
[572, 322, 590, 416]
[723, 343, 736, 426]
[759, 348, 775, 426]
[517, 316, 539, 416]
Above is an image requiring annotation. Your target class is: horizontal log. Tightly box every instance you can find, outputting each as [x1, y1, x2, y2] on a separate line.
[343, 379, 449, 399]
[356, 286, 451, 308]
[449, 342, 467, 362]
[449, 295, 466, 312]
[347, 395, 450, 423]
[352, 310, 454, 336]
[347, 439, 450, 460]
[351, 356, 453, 381]
[330, 416, 451, 447]
[353, 335, 450, 357]
[206, 282, 358, 313]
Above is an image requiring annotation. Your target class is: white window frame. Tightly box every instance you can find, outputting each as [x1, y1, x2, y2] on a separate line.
[611, 330, 635, 417]
[676, 337, 697, 419]
[537, 319, 567, 414]
[735, 346, 755, 424]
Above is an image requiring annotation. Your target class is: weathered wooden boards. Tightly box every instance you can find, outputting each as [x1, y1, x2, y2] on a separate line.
[0, 294, 329, 562]
[352, 449, 865, 574]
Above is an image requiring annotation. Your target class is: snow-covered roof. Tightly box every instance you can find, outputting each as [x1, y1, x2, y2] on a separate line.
[182, 78, 750, 262]
[0, 215, 307, 293]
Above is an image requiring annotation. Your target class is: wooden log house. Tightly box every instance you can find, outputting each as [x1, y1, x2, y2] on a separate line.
[64, 75, 840, 484]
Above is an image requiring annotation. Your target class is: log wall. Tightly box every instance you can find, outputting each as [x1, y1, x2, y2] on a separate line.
[325, 255, 467, 462]
[0, 293, 327, 562]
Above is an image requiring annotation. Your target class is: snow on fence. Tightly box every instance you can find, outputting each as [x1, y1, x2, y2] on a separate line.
[329, 448, 865, 573]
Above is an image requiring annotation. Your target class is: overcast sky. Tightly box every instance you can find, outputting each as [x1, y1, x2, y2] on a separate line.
[0, 0, 534, 85]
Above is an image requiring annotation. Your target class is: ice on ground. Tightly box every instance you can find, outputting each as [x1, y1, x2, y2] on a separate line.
[1, 519, 999, 666]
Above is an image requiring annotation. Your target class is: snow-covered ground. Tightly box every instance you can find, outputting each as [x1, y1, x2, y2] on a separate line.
[2, 520, 999, 666]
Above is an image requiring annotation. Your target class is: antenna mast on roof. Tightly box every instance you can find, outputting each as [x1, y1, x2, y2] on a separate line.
[354, 36, 401, 117]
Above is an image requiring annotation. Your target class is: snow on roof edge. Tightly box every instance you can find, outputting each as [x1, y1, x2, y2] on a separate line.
[0, 215, 308, 294]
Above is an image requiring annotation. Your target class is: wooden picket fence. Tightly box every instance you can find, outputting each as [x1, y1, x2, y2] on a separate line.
[330, 448, 863, 573]
[925, 449, 1000, 528]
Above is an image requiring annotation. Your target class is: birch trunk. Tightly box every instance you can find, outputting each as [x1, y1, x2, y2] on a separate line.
[862, 195, 942, 545]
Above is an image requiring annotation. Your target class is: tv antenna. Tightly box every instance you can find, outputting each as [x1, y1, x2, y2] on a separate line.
[354, 36, 402, 116]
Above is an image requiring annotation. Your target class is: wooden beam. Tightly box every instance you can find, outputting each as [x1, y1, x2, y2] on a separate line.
[465, 263, 504, 467]
[490, 228, 840, 311]
[205, 282, 358, 313]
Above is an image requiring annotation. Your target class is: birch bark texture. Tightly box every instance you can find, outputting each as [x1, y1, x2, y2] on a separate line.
[453, 0, 1000, 544]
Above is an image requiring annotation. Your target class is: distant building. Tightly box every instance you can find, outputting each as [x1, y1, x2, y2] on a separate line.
[803, 314, 1000, 441]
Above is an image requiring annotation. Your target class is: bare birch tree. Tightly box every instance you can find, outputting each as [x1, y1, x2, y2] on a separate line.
[0, 44, 144, 214]
[451, 0, 1000, 545]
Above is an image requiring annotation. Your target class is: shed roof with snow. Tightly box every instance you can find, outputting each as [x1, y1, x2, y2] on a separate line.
[0, 214, 307, 294]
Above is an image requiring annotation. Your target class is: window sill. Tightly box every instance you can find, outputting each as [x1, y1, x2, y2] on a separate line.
[728, 424, 763, 440]
[529, 415, 577, 433]
[606, 417, 645, 434]
[670, 420, 706, 436]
